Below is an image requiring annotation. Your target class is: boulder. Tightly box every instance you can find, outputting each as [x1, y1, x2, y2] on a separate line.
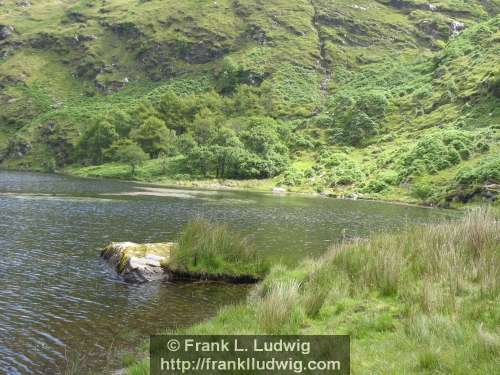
[101, 242, 174, 283]
[0, 25, 14, 40]
[272, 187, 287, 194]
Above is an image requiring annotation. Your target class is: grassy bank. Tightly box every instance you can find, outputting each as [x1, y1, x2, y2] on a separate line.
[126, 208, 499, 374]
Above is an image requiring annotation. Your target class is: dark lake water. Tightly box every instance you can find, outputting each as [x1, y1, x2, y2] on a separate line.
[0, 171, 457, 374]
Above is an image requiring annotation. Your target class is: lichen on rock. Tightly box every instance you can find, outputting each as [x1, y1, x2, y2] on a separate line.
[101, 242, 174, 283]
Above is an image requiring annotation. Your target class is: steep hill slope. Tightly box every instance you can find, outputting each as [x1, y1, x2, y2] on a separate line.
[0, 0, 499, 205]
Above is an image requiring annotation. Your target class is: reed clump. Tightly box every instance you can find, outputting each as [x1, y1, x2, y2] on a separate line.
[169, 219, 269, 279]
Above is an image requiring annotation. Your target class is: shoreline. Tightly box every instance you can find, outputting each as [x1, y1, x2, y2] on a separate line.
[0, 166, 457, 210]
[59, 169, 441, 210]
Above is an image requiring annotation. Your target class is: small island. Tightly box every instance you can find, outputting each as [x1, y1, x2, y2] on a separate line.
[101, 220, 268, 284]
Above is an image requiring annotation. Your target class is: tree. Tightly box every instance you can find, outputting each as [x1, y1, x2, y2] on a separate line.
[112, 110, 134, 137]
[156, 91, 192, 134]
[76, 120, 118, 164]
[238, 117, 290, 177]
[240, 117, 285, 155]
[108, 139, 148, 175]
[356, 91, 389, 119]
[131, 116, 176, 157]
[185, 146, 215, 177]
[343, 111, 378, 146]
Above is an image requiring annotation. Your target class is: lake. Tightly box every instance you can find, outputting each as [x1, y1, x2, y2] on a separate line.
[0, 171, 457, 374]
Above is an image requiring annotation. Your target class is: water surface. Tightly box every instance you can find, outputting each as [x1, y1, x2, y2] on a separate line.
[0, 171, 456, 374]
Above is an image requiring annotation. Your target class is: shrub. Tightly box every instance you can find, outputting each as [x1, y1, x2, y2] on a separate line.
[342, 111, 379, 146]
[377, 170, 400, 185]
[281, 168, 305, 186]
[322, 153, 365, 186]
[399, 131, 475, 178]
[356, 90, 389, 119]
[364, 179, 390, 193]
[455, 156, 500, 185]
[169, 219, 268, 279]
[411, 183, 438, 201]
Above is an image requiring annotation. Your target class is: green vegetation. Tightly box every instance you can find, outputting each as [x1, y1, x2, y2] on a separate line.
[169, 219, 269, 280]
[126, 208, 500, 374]
[1, 1, 499, 207]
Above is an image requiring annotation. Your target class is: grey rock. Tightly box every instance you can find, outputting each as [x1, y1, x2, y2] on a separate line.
[0, 25, 14, 40]
[101, 242, 174, 283]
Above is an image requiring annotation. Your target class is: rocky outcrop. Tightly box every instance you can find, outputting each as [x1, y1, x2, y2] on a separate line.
[102, 242, 174, 283]
[0, 25, 14, 40]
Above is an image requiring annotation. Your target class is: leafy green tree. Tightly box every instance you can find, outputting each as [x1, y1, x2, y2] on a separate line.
[356, 91, 389, 119]
[156, 91, 191, 133]
[343, 112, 378, 146]
[240, 117, 286, 155]
[112, 110, 134, 137]
[191, 110, 220, 144]
[412, 84, 433, 116]
[131, 116, 176, 157]
[209, 127, 243, 178]
[76, 120, 118, 164]
[238, 117, 290, 178]
[175, 133, 197, 155]
[185, 146, 215, 177]
[107, 139, 148, 175]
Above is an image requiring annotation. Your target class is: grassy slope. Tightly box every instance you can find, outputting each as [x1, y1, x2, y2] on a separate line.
[126, 208, 500, 375]
[0, 0, 499, 206]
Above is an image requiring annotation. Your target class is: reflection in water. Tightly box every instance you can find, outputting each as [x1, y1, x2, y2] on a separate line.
[0, 171, 457, 374]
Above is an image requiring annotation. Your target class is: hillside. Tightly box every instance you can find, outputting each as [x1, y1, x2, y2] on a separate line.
[0, 0, 499, 206]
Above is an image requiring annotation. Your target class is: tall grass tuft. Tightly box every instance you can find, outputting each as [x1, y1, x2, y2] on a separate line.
[169, 219, 269, 279]
[301, 266, 333, 317]
[256, 279, 301, 334]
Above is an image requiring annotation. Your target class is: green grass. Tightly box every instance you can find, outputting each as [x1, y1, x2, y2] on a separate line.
[125, 207, 500, 374]
[169, 219, 269, 280]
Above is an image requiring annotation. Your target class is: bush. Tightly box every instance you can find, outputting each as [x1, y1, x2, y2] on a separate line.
[321, 153, 365, 186]
[377, 170, 400, 185]
[131, 116, 177, 158]
[356, 90, 389, 119]
[280, 168, 305, 186]
[399, 131, 475, 178]
[364, 180, 390, 194]
[169, 219, 268, 279]
[455, 156, 500, 185]
[411, 183, 436, 200]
